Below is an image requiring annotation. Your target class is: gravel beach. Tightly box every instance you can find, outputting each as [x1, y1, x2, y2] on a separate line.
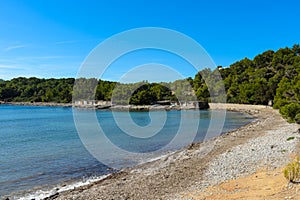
[44, 104, 300, 200]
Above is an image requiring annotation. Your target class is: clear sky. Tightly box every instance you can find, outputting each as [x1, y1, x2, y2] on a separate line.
[0, 0, 300, 81]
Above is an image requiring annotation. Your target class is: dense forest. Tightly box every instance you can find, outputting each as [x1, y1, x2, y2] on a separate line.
[0, 45, 299, 123]
[217, 44, 300, 123]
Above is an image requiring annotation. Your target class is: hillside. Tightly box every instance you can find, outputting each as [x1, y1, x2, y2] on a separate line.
[194, 44, 300, 123]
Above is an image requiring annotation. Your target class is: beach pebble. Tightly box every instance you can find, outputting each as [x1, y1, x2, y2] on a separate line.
[196, 122, 299, 191]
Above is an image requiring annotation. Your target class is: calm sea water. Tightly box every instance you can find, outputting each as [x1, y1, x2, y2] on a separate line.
[0, 105, 253, 198]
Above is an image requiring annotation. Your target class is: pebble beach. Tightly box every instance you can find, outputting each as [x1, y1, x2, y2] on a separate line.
[38, 103, 299, 200]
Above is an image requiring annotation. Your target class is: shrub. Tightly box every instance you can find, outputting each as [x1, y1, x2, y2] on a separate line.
[279, 103, 300, 123]
[283, 157, 300, 183]
[287, 137, 295, 141]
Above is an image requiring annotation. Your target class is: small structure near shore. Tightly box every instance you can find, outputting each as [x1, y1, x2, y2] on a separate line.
[181, 101, 209, 109]
[155, 100, 172, 105]
[268, 100, 273, 107]
[73, 99, 209, 110]
[74, 100, 111, 107]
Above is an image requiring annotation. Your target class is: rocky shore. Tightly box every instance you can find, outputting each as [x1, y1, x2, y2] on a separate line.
[37, 103, 299, 200]
[1, 101, 209, 111]
[2, 101, 72, 107]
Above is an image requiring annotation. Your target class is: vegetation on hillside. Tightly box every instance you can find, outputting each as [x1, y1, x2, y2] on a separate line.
[191, 44, 299, 122]
[217, 44, 300, 122]
[72, 78, 195, 105]
[0, 77, 74, 103]
[0, 45, 299, 122]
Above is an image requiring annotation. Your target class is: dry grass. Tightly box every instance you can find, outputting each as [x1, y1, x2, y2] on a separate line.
[284, 156, 300, 183]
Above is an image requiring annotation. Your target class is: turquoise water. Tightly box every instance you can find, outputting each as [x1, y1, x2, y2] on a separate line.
[0, 105, 253, 198]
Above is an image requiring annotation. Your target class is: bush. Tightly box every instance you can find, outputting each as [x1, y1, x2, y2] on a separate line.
[287, 137, 295, 141]
[284, 157, 300, 183]
[279, 103, 300, 122]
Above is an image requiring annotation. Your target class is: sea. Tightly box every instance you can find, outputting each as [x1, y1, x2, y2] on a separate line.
[0, 105, 253, 199]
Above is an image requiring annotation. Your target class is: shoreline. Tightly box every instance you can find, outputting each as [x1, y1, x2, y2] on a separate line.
[0, 101, 209, 111]
[14, 152, 178, 200]
[48, 104, 300, 199]
[0, 101, 72, 107]
[5, 103, 299, 199]
[178, 105, 300, 199]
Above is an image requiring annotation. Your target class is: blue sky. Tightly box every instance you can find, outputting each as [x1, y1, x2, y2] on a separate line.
[0, 0, 300, 81]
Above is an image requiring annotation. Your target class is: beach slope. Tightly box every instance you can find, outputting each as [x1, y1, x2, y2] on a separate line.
[50, 104, 300, 200]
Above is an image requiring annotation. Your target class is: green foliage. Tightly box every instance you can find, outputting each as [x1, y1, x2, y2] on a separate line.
[111, 82, 174, 105]
[283, 157, 300, 183]
[0, 77, 74, 103]
[193, 68, 225, 102]
[207, 44, 300, 107]
[192, 44, 300, 122]
[73, 78, 98, 101]
[170, 78, 195, 101]
[287, 137, 295, 141]
[95, 80, 116, 101]
[279, 103, 300, 123]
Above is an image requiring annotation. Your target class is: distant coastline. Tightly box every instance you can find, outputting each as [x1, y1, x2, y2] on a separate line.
[0, 101, 210, 110]
[0, 101, 72, 107]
